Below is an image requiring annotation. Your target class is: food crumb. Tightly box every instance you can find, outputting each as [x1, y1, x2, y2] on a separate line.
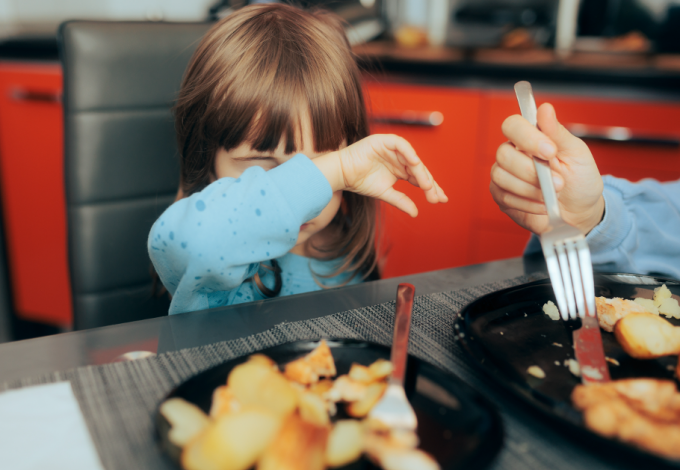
[554, 361, 560, 366]
[552, 342, 563, 348]
[605, 357, 620, 366]
[581, 365, 604, 380]
[524, 313, 528, 317]
[542, 301, 560, 320]
[500, 331, 504, 335]
[667, 365, 675, 371]
[527, 365, 546, 379]
[565, 359, 581, 377]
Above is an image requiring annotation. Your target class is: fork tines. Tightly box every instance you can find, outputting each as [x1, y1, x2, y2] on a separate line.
[543, 234, 596, 321]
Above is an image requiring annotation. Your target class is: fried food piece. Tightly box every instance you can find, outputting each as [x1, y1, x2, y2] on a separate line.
[346, 382, 387, 418]
[366, 430, 438, 470]
[209, 385, 240, 418]
[299, 392, 330, 427]
[368, 359, 393, 381]
[614, 311, 680, 359]
[596, 297, 649, 332]
[634, 298, 659, 315]
[325, 420, 364, 468]
[543, 301, 560, 320]
[257, 414, 329, 470]
[182, 407, 281, 470]
[349, 364, 373, 383]
[228, 359, 298, 417]
[654, 284, 673, 307]
[160, 397, 210, 447]
[284, 340, 337, 385]
[572, 379, 680, 459]
[325, 375, 368, 403]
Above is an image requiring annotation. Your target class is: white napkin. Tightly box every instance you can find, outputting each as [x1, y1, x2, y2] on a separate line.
[0, 382, 105, 470]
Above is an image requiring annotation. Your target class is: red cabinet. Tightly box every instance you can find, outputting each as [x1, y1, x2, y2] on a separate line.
[0, 63, 71, 326]
[364, 81, 482, 278]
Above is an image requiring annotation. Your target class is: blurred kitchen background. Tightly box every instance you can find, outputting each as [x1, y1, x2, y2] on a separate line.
[0, 0, 679, 347]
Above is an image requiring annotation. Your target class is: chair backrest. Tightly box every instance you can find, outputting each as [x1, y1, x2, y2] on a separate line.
[59, 21, 211, 330]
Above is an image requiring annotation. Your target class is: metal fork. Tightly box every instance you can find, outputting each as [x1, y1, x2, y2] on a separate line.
[514, 81, 596, 320]
[367, 283, 418, 431]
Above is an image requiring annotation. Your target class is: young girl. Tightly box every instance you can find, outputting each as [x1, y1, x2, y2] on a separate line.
[148, 3, 447, 315]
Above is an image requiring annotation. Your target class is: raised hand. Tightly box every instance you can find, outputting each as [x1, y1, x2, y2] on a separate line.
[315, 134, 448, 217]
[489, 103, 605, 235]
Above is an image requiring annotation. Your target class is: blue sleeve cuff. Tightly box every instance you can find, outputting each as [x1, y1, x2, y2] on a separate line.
[586, 179, 632, 255]
[267, 154, 333, 222]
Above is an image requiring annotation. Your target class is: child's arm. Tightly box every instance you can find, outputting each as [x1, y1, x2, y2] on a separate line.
[148, 155, 331, 313]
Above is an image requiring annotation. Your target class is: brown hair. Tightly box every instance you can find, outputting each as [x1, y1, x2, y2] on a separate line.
[174, 3, 379, 294]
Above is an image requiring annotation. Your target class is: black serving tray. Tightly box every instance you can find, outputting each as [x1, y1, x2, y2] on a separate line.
[457, 273, 680, 468]
[156, 338, 504, 470]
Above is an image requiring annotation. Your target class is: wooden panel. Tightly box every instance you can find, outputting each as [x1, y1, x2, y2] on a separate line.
[364, 81, 482, 277]
[0, 63, 71, 326]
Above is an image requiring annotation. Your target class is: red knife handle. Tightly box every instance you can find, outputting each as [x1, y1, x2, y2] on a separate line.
[391, 283, 415, 386]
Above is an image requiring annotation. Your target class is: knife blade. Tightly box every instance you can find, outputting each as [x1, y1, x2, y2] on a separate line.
[573, 314, 611, 384]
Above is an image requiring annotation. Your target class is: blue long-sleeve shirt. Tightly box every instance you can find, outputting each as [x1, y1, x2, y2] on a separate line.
[526, 175, 680, 279]
[148, 154, 361, 315]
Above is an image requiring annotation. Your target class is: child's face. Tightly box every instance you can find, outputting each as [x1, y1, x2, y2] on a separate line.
[214, 122, 344, 253]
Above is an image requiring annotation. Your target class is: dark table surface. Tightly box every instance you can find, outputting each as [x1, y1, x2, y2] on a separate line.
[0, 256, 544, 384]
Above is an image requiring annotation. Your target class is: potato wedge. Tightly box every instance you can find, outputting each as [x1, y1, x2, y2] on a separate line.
[346, 382, 387, 418]
[228, 361, 298, 417]
[348, 364, 373, 383]
[299, 391, 330, 427]
[368, 359, 393, 381]
[284, 340, 337, 385]
[182, 407, 281, 470]
[257, 414, 329, 470]
[160, 397, 210, 448]
[210, 385, 240, 418]
[614, 311, 680, 359]
[325, 420, 364, 468]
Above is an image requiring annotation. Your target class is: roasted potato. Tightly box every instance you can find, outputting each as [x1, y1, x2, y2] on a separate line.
[257, 414, 329, 470]
[299, 391, 330, 427]
[348, 364, 373, 383]
[160, 397, 210, 447]
[209, 385, 240, 418]
[284, 340, 337, 385]
[614, 311, 680, 359]
[325, 420, 364, 468]
[228, 360, 298, 417]
[368, 359, 393, 381]
[182, 407, 281, 470]
[346, 382, 387, 418]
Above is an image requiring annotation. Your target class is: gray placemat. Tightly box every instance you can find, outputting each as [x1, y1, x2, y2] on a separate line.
[0, 274, 616, 470]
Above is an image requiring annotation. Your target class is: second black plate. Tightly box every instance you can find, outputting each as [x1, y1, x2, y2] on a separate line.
[457, 273, 680, 468]
[156, 339, 504, 470]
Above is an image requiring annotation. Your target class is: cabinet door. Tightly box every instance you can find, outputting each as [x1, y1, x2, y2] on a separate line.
[470, 90, 680, 266]
[0, 63, 71, 326]
[363, 81, 482, 278]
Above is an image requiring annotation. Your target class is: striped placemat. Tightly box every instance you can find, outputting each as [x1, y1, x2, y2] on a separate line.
[0, 274, 619, 470]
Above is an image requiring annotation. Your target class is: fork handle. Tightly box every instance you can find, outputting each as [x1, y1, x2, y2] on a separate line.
[391, 283, 415, 386]
[514, 81, 563, 226]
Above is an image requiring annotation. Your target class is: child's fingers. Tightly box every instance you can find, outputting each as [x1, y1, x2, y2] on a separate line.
[381, 134, 421, 166]
[379, 187, 419, 218]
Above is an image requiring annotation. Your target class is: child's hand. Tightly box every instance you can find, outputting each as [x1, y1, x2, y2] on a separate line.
[316, 134, 447, 217]
[489, 103, 605, 235]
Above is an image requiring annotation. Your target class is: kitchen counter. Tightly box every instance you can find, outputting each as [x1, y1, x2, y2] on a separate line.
[355, 41, 680, 99]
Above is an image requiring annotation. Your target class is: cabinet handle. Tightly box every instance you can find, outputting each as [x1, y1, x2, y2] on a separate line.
[10, 88, 61, 104]
[567, 123, 679, 148]
[370, 111, 444, 127]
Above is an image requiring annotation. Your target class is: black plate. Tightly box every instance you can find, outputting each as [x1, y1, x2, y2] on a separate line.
[457, 273, 680, 467]
[156, 339, 504, 470]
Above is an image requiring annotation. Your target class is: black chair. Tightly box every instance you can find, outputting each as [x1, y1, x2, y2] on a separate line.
[59, 21, 211, 330]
